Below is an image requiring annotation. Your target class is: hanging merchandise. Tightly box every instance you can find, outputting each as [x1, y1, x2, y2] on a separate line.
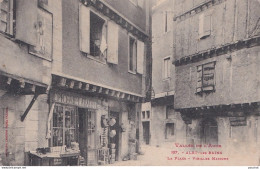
[109, 118, 116, 126]
[109, 130, 116, 138]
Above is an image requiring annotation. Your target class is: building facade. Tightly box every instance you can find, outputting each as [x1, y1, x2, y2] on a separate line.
[173, 0, 260, 165]
[141, 0, 186, 147]
[0, 0, 151, 166]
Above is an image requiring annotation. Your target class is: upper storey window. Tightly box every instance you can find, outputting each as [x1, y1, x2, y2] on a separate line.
[0, 0, 13, 35]
[199, 13, 211, 39]
[90, 11, 107, 63]
[79, 4, 119, 64]
[196, 62, 216, 94]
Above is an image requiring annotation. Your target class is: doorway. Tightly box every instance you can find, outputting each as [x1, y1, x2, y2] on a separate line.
[78, 108, 97, 165]
[142, 121, 150, 145]
[201, 118, 218, 145]
[108, 111, 120, 161]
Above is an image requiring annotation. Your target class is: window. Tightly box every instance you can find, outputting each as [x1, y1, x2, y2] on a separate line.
[129, 36, 137, 73]
[52, 104, 78, 148]
[141, 111, 150, 120]
[164, 11, 168, 33]
[163, 57, 171, 79]
[196, 61, 216, 93]
[79, 5, 119, 64]
[199, 13, 211, 39]
[90, 11, 107, 63]
[0, 0, 13, 35]
[165, 123, 174, 139]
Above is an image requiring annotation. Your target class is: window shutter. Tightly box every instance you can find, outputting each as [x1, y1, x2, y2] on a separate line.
[137, 40, 144, 74]
[16, 0, 38, 46]
[196, 65, 202, 93]
[199, 13, 204, 39]
[107, 21, 119, 64]
[79, 4, 90, 54]
[204, 14, 211, 37]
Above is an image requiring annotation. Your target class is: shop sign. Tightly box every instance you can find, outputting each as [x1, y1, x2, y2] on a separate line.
[53, 91, 98, 109]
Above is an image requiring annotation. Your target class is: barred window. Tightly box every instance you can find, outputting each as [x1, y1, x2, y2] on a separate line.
[196, 61, 216, 93]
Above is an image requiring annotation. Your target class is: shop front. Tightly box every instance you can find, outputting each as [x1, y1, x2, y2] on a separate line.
[28, 87, 140, 166]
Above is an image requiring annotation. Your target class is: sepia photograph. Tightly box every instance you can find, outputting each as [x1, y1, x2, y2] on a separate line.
[0, 0, 260, 167]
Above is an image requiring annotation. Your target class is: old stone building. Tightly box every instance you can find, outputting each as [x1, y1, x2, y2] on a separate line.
[141, 0, 186, 147]
[0, 0, 152, 166]
[173, 0, 260, 165]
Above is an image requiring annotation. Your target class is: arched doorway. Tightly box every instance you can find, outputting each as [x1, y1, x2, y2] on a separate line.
[201, 118, 218, 145]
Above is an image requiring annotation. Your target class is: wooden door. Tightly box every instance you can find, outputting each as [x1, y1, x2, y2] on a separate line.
[142, 121, 150, 145]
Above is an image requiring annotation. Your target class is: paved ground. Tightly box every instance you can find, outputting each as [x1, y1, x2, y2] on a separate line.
[108, 144, 260, 166]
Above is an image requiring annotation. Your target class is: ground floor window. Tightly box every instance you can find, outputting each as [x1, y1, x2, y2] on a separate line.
[52, 104, 78, 148]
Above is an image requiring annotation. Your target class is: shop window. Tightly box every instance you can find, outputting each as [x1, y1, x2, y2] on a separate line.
[0, 0, 13, 35]
[163, 57, 171, 79]
[165, 123, 174, 139]
[129, 36, 137, 73]
[199, 13, 211, 39]
[90, 11, 107, 63]
[196, 61, 216, 94]
[52, 105, 78, 148]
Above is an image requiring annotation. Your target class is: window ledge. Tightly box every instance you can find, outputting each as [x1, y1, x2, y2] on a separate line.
[86, 54, 107, 65]
[128, 70, 137, 75]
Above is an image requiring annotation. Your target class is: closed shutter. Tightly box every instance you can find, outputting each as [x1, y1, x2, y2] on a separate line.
[198, 13, 204, 39]
[79, 4, 90, 54]
[196, 65, 202, 93]
[107, 21, 119, 64]
[199, 13, 211, 39]
[16, 0, 38, 46]
[204, 14, 211, 37]
[137, 40, 144, 74]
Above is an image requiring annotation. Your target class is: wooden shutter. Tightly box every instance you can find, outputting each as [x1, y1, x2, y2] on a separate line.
[199, 13, 211, 39]
[107, 21, 119, 64]
[16, 0, 38, 46]
[137, 40, 144, 74]
[79, 4, 90, 54]
[196, 65, 203, 93]
[198, 13, 204, 39]
[204, 14, 211, 37]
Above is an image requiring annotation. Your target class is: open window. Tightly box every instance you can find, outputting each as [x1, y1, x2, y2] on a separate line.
[79, 4, 119, 64]
[0, 0, 14, 35]
[89, 11, 107, 63]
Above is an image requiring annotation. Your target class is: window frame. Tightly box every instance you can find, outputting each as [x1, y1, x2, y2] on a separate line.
[196, 61, 216, 94]
[128, 34, 137, 74]
[0, 0, 14, 36]
[163, 56, 171, 80]
[51, 104, 78, 148]
[88, 8, 108, 64]
[165, 122, 175, 139]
